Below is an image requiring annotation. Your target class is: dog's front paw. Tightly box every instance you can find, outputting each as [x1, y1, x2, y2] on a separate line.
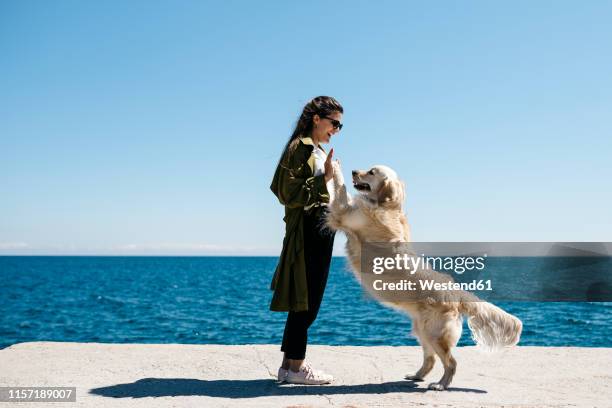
[427, 382, 446, 391]
[404, 374, 424, 382]
[332, 160, 344, 185]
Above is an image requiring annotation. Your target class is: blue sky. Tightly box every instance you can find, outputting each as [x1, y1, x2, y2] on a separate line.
[1, 1, 611, 255]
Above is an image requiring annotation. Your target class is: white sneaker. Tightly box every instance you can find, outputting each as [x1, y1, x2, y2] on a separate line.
[285, 363, 333, 385]
[277, 367, 288, 383]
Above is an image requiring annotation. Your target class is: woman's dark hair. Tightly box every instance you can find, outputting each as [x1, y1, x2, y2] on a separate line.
[278, 96, 343, 165]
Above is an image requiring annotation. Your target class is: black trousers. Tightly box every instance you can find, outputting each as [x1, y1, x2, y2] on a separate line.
[281, 208, 335, 360]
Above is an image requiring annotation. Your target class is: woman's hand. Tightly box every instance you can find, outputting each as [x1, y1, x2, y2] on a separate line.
[324, 148, 335, 183]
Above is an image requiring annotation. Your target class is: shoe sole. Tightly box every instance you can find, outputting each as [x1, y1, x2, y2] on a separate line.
[284, 379, 333, 385]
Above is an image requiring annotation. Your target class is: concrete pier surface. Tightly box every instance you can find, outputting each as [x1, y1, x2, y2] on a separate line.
[1, 342, 610, 407]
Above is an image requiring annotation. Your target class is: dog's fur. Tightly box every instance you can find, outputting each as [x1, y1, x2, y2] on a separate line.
[326, 162, 522, 391]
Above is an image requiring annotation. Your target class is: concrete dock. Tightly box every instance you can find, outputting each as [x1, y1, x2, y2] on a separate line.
[1, 342, 610, 407]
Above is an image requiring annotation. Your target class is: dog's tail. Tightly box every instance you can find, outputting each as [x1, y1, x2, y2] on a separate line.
[459, 293, 522, 349]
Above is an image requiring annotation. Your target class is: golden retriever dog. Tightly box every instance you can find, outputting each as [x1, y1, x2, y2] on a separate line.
[326, 162, 522, 390]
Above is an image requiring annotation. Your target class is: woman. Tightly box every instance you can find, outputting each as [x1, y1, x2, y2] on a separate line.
[270, 96, 344, 384]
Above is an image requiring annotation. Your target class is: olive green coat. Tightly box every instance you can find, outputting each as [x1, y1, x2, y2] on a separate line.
[269, 136, 330, 312]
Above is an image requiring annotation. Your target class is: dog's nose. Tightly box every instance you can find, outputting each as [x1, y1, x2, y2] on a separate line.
[352, 170, 358, 176]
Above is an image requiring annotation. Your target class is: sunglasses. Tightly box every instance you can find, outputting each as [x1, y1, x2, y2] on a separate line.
[321, 116, 343, 131]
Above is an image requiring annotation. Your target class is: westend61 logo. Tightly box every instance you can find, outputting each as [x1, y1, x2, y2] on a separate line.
[372, 253, 487, 275]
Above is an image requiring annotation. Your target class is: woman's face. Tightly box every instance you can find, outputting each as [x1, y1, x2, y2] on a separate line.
[312, 111, 343, 144]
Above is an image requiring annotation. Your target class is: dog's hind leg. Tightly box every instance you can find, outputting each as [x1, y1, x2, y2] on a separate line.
[428, 329, 459, 391]
[404, 341, 435, 382]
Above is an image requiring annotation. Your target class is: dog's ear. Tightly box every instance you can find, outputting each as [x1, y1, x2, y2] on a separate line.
[377, 179, 405, 207]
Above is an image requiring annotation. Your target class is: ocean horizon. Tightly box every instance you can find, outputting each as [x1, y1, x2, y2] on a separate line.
[1, 256, 610, 350]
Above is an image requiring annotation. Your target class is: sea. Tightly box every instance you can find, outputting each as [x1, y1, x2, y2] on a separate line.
[1, 256, 610, 350]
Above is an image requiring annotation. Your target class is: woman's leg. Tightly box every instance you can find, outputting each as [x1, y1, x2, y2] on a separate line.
[281, 310, 310, 366]
[280, 209, 335, 371]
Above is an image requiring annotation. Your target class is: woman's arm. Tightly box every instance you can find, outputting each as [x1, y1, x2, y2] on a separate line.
[271, 160, 329, 209]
